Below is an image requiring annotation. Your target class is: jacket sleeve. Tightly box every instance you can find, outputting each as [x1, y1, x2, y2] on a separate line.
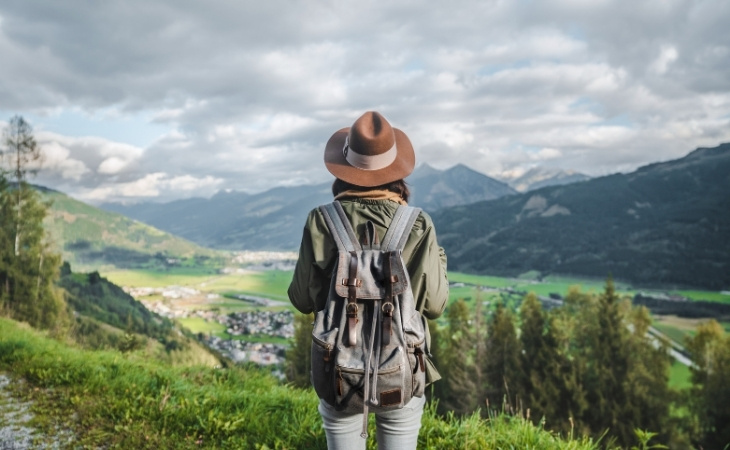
[405, 211, 448, 320]
[287, 208, 336, 314]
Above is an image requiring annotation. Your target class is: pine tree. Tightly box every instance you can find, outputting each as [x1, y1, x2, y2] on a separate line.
[582, 276, 632, 444]
[432, 299, 477, 415]
[0, 116, 67, 331]
[484, 301, 521, 414]
[285, 313, 314, 388]
[624, 306, 672, 444]
[3, 116, 43, 256]
[519, 293, 583, 431]
[685, 320, 730, 448]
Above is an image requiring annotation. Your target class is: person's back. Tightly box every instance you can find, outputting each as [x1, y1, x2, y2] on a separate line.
[288, 111, 448, 449]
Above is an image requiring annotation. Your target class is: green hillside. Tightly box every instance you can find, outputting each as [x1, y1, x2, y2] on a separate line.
[38, 186, 223, 270]
[0, 317, 607, 449]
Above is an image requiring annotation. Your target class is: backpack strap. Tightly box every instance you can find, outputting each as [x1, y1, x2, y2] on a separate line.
[381, 205, 421, 252]
[319, 201, 362, 348]
[319, 201, 361, 252]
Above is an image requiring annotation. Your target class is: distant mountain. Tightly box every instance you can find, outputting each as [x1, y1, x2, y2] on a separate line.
[499, 167, 591, 192]
[409, 164, 517, 210]
[39, 186, 218, 270]
[102, 164, 515, 251]
[103, 183, 334, 251]
[432, 143, 730, 290]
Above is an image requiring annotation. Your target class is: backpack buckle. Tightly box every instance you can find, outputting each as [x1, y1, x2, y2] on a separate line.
[382, 302, 394, 316]
[346, 302, 359, 317]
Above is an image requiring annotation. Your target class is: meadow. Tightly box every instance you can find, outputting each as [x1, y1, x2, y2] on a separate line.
[0, 317, 610, 449]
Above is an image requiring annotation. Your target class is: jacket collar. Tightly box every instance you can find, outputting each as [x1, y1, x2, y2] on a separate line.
[334, 189, 407, 205]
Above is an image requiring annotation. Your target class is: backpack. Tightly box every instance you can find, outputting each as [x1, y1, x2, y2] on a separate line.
[311, 201, 427, 438]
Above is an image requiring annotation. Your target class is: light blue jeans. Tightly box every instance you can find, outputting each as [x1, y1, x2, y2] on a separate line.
[318, 395, 426, 450]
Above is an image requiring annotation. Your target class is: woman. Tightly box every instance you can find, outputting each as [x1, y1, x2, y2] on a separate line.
[288, 111, 448, 449]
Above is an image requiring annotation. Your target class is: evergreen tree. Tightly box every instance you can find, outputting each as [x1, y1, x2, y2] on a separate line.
[624, 306, 672, 444]
[581, 276, 633, 445]
[0, 116, 67, 331]
[3, 115, 43, 256]
[484, 301, 521, 414]
[519, 293, 583, 432]
[285, 313, 314, 388]
[685, 320, 730, 448]
[432, 299, 477, 415]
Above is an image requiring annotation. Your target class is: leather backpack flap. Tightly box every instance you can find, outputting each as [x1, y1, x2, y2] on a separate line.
[334, 251, 407, 300]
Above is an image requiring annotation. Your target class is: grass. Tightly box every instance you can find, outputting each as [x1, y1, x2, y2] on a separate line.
[448, 272, 637, 300]
[176, 318, 290, 345]
[104, 269, 218, 288]
[227, 334, 290, 345]
[202, 270, 292, 301]
[675, 290, 730, 304]
[104, 269, 292, 302]
[177, 318, 228, 338]
[652, 323, 692, 347]
[668, 361, 692, 390]
[0, 317, 605, 449]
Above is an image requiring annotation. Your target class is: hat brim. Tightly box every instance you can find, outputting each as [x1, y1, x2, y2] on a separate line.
[324, 127, 415, 187]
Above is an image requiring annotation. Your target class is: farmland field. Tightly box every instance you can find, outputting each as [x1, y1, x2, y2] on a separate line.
[178, 317, 227, 338]
[669, 361, 692, 390]
[676, 290, 730, 304]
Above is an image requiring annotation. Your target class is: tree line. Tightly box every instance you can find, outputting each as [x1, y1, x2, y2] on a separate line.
[286, 278, 730, 449]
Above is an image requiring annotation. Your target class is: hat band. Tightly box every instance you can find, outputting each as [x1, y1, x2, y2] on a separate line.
[343, 137, 397, 171]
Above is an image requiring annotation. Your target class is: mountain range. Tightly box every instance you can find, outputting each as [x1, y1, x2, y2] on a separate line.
[42, 144, 730, 290]
[431, 143, 730, 290]
[101, 163, 516, 250]
[499, 167, 591, 192]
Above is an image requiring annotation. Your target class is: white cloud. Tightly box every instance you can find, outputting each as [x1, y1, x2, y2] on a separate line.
[38, 141, 90, 180]
[0, 0, 728, 203]
[81, 172, 224, 203]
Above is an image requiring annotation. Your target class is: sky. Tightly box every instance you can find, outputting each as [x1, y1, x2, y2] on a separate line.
[1, 0, 729, 204]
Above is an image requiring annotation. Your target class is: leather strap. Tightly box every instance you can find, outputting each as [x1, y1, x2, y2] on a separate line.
[413, 347, 426, 373]
[346, 250, 359, 347]
[382, 253, 394, 346]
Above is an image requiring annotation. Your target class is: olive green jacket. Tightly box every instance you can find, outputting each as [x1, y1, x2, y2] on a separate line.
[287, 197, 449, 383]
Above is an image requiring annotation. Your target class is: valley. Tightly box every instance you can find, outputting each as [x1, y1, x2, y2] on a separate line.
[98, 255, 730, 380]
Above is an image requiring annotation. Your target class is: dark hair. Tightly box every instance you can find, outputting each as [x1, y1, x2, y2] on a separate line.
[332, 178, 410, 203]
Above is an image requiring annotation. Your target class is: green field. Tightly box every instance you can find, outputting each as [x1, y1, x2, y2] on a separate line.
[177, 317, 228, 338]
[105, 268, 292, 302]
[448, 272, 635, 299]
[669, 361, 692, 390]
[676, 290, 730, 304]
[176, 318, 289, 345]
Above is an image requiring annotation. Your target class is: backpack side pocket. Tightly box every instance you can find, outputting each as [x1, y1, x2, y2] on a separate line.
[311, 328, 339, 407]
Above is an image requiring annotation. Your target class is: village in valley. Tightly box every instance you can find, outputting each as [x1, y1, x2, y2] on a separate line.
[121, 252, 298, 366]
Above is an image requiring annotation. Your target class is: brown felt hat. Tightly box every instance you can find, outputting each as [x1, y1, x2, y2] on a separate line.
[324, 111, 415, 187]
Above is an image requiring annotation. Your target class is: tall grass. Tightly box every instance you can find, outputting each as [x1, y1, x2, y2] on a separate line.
[0, 317, 604, 449]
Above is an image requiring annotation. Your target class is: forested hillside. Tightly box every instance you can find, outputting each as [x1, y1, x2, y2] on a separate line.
[433, 143, 730, 290]
[39, 186, 221, 271]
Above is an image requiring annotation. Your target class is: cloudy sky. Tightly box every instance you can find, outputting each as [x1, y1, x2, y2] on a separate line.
[1, 0, 729, 204]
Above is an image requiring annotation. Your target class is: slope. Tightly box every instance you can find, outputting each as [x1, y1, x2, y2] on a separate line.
[432, 143, 730, 290]
[38, 186, 220, 270]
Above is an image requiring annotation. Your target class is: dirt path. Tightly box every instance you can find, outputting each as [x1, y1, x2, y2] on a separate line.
[0, 374, 72, 449]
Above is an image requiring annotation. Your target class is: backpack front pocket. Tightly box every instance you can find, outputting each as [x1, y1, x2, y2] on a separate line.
[335, 363, 406, 410]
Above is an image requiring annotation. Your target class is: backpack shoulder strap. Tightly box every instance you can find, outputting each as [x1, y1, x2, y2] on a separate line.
[381, 205, 421, 252]
[319, 201, 361, 252]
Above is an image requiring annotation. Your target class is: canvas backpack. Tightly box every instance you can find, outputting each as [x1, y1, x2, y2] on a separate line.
[311, 201, 428, 438]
